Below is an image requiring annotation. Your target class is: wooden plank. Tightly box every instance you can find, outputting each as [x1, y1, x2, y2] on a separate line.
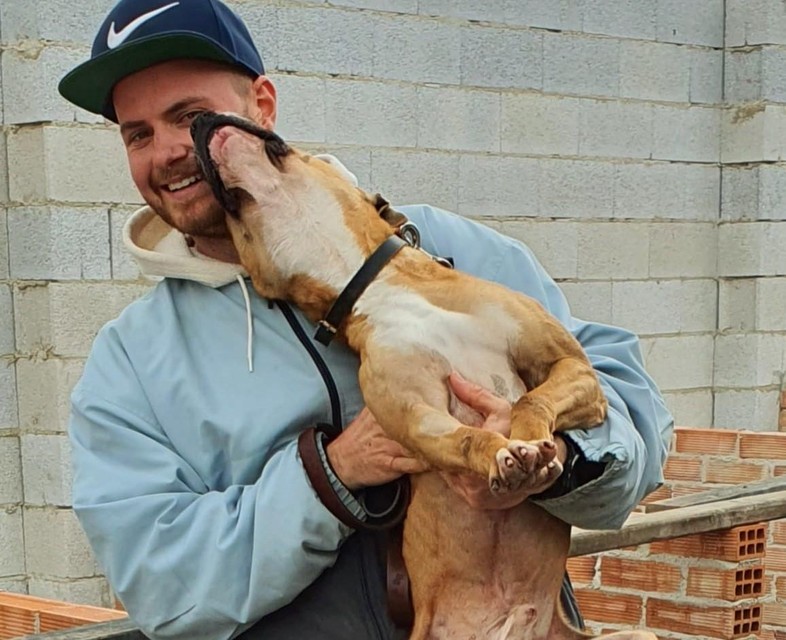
[570, 488, 786, 557]
[643, 475, 786, 513]
[17, 619, 142, 640]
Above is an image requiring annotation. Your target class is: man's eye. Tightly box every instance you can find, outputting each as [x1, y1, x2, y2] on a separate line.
[127, 130, 149, 145]
[182, 110, 203, 123]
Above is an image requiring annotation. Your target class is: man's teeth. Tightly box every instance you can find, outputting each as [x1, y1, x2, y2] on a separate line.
[167, 175, 201, 191]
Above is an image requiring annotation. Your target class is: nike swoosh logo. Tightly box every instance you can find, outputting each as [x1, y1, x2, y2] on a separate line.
[106, 2, 181, 50]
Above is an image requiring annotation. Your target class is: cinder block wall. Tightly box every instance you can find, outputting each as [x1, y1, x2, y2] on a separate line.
[0, 0, 783, 610]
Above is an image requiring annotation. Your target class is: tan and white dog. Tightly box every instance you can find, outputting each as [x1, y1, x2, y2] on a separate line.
[192, 113, 656, 640]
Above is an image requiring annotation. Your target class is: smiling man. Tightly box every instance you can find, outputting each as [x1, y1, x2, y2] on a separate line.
[57, 1, 674, 639]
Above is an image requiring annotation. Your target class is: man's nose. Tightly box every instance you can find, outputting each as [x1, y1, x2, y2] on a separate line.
[152, 127, 191, 168]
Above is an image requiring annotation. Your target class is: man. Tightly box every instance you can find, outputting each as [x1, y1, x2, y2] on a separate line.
[58, 1, 674, 639]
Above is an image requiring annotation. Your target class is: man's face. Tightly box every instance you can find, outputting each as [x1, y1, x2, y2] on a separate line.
[113, 59, 274, 237]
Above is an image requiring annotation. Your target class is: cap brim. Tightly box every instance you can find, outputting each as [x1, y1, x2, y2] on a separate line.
[58, 33, 248, 122]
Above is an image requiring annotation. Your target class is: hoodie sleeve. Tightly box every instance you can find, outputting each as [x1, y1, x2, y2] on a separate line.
[70, 330, 351, 640]
[401, 205, 674, 530]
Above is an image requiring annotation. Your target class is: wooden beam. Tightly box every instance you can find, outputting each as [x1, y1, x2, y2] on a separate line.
[643, 475, 786, 513]
[570, 489, 786, 557]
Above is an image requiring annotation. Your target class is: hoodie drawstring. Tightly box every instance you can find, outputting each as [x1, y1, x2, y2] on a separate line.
[236, 275, 254, 373]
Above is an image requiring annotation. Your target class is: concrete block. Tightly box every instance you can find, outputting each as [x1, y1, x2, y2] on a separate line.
[419, 0, 582, 30]
[0, 209, 8, 280]
[651, 105, 721, 162]
[714, 389, 780, 431]
[578, 99, 653, 160]
[325, 79, 417, 147]
[0, 0, 114, 43]
[109, 207, 142, 281]
[369, 150, 459, 213]
[649, 222, 717, 279]
[543, 33, 620, 98]
[0, 577, 27, 593]
[0, 506, 25, 577]
[662, 390, 714, 429]
[614, 163, 719, 221]
[418, 86, 499, 153]
[619, 40, 690, 103]
[8, 207, 111, 280]
[581, 0, 657, 40]
[0, 131, 8, 203]
[16, 358, 84, 434]
[331, 0, 417, 13]
[538, 159, 616, 219]
[0, 435, 22, 504]
[271, 75, 326, 144]
[501, 94, 580, 157]
[461, 26, 542, 91]
[558, 281, 613, 324]
[611, 279, 716, 335]
[576, 222, 650, 280]
[754, 277, 786, 331]
[689, 49, 723, 105]
[638, 335, 715, 390]
[722, 104, 786, 163]
[718, 279, 756, 331]
[24, 507, 102, 578]
[14, 282, 149, 358]
[0, 363, 18, 431]
[724, 50, 762, 103]
[495, 219, 579, 280]
[227, 2, 279, 71]
[758, 165, 786, 221]
[2, 46, 104, 125]
[7, 126, 141, 205]
[656, 0, 724, 46]
[726, 0, 786, 47]
[715, 334, 785, 387]
[0, 284, 13, 354]
[21, 434, 72, 507]
[373, 16, 461, 85]
[718, 221, 786, 276]
[417, 0, 508, 22]
[28, 577, 112, 608]
[456, 155, 540, 218]
[277, 6, 373, 76]
[721, 165, 759, 221]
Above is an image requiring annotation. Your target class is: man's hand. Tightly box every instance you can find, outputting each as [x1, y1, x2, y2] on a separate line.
[443, 372, 566, 510]
[326, 408, 428, 491]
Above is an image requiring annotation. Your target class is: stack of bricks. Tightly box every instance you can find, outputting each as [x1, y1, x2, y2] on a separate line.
[0, 592, 126, 639]
[569, 427, 786, 639]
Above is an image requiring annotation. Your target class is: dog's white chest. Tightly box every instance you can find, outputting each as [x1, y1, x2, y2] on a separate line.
[355, 280, 525, 402]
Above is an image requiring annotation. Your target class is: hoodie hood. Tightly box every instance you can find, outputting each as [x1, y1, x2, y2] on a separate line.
[122, 154, 360, 288]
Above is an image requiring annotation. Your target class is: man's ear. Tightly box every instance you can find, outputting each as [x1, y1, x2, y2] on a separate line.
[374, 194, 408, 228]
[251, 76, 277, 130]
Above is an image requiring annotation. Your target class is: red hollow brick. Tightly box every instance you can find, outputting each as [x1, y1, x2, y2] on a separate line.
[664, 455, 703, 482]
[574, 589, 643, 625]
[600, 557, 681, 594]
[675, 428, 738, 455]
[647, 599, 761, 639]
[704, 459, 767, 484]
[740, 433, 786, 460]
[687, 564, 765, 601]
[566, 555, 597, 585]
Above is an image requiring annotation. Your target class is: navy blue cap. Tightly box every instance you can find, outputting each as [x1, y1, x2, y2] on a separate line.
[58, 0, 264, 122]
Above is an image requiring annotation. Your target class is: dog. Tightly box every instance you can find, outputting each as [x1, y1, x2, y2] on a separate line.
[191, 112, 657, 640]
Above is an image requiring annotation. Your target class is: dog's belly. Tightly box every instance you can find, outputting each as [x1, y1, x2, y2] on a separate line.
[405, 474, 572, 640]
[356, 281, 527, 403]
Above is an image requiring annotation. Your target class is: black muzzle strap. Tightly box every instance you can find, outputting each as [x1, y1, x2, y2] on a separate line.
[315, 235, 407, 346]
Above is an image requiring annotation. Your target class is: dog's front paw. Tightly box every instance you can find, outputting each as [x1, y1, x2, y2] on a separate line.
[489, 439, 559, 494]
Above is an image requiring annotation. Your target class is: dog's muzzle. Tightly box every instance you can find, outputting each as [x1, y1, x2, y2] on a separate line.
[190, 112, 291, 217]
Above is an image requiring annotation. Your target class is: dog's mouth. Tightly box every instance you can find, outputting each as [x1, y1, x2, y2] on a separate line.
[190, 112, 291, 217]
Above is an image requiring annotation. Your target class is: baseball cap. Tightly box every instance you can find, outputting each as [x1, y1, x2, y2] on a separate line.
[58, 0, 265, 122]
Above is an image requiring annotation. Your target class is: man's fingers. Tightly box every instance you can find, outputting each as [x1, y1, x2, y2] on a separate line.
[393, 457, 429, 475]
[448, 371, 510, 416]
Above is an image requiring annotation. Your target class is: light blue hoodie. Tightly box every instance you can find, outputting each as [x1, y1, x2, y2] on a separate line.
[70, 201, 673, 640]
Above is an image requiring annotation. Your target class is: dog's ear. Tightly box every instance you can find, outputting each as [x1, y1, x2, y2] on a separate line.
[374, 194, 408, 228]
